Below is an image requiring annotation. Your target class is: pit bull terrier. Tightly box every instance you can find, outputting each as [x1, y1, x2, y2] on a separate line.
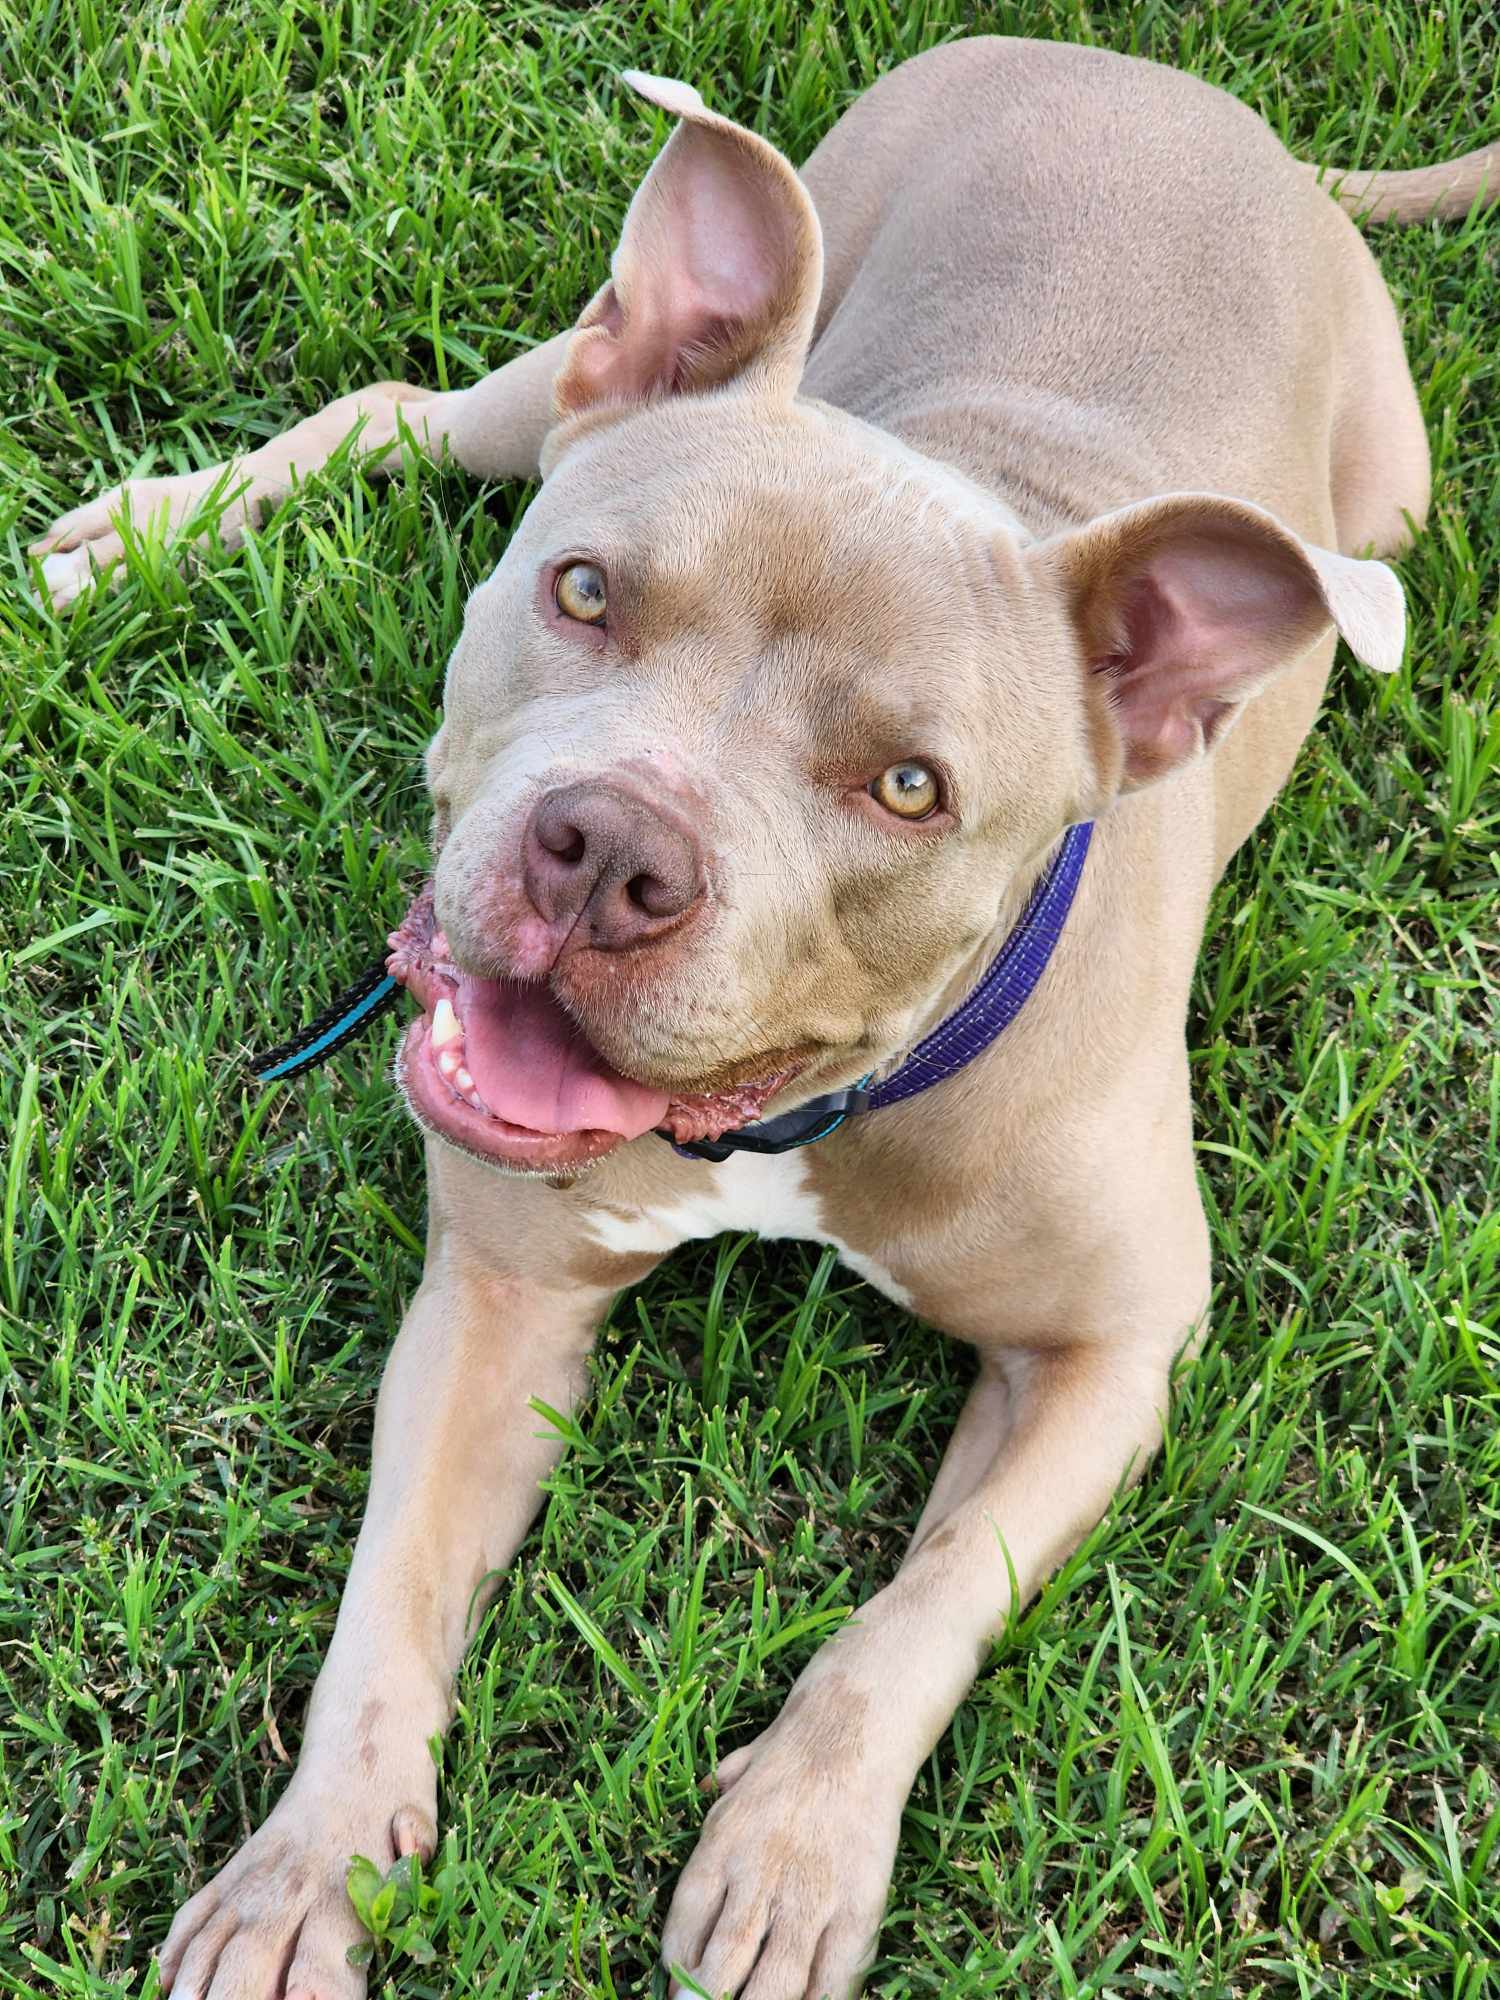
[34, 36, 1495, 2000]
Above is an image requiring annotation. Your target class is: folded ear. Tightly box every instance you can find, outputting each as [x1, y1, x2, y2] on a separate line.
[1031, 494, 1406, 792]
[552, 73, 823, 424]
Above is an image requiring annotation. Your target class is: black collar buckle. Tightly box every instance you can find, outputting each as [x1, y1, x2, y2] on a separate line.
[665, 1084, 872, 1163]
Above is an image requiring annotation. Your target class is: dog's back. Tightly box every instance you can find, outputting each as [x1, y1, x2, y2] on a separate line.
[804, 43, 1332, 514]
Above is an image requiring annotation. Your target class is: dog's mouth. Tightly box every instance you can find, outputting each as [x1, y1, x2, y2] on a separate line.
[385, 885, 793, 1173]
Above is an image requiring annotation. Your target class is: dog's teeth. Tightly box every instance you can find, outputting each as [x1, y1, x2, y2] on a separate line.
[455, 1067, 476, 1093]
[438, 1047, 461, 1079]
[431, 997, 461, 1048]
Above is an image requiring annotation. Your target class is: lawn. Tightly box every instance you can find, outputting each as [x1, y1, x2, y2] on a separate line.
[3, 0, 1498, 1995]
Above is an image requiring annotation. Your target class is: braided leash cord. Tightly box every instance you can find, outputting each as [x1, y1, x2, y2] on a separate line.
[248, 961, 402, 1083]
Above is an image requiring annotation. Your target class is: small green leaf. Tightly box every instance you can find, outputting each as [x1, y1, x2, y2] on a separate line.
[370, 1881, 397, 1931]
[346, 1938, 375, 1970]
[344, 1854, 383, 1931]
[386, 1851, 419, 1923]
[398, 1927, 437, 1964]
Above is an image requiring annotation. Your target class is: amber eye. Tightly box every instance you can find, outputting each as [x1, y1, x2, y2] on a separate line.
[555, 560, 607, 625]
[870, 761, 940, 820]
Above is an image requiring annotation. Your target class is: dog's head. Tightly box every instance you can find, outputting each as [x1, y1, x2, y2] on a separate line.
[391, 73, 1405, 1175]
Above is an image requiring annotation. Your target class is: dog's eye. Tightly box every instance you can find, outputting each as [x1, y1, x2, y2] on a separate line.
[555, 561, 607, 625]
[870, 761, 940, 820]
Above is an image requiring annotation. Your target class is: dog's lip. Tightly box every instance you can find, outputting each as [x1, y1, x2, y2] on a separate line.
[393, 991, 801, 1170]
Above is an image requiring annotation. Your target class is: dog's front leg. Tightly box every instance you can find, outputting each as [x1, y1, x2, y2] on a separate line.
[662, 1340, 1178, 2000]
[158, 1239, 612, 2000]
[33, 331, 570, 607]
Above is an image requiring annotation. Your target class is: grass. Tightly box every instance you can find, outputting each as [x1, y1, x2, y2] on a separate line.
[2, 0, 1497, 1994]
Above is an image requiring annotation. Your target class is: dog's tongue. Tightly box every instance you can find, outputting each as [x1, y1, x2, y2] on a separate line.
[455, 975, 671, 1139]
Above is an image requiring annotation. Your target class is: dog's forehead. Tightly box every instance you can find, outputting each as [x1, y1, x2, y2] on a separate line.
[531, 401, 1015, 669]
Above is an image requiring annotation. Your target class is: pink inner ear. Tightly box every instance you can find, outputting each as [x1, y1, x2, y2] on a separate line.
[1100, 533, 1319, 781]
[615, 127, 791, 399]
[674, 128, 789, 311]
[557, 111, 813, 417]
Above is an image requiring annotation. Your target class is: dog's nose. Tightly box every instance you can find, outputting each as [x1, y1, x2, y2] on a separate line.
[523, 780, 706, 948]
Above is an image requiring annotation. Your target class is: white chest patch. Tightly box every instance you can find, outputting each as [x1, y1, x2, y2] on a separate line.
[584, 1150, 915, 1309]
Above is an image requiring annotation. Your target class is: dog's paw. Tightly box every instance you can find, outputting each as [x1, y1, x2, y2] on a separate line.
[158, 1781, 436, 2000]
[662, 1716, 900, 2000]
[30, 466, 252, 607]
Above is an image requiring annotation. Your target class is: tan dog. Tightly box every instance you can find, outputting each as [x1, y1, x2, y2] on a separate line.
[36, 40, 1495, 2000]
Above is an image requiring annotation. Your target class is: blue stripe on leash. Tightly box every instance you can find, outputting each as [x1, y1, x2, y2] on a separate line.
[249, 966, 401, 1083]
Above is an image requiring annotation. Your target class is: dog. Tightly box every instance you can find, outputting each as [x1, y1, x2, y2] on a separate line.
[35, 38, 1495, 2000]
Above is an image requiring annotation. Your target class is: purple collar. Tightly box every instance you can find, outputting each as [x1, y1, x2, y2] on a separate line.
[669, 820, 1095, 1161]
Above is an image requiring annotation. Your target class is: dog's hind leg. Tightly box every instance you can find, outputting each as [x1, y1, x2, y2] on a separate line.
[1325, 220, 1432, 560]
[32, 330, 571, 608]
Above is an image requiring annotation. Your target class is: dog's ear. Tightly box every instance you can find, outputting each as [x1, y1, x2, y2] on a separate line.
[552, 73, 823, 422]
[1031, 494, 1405, 792]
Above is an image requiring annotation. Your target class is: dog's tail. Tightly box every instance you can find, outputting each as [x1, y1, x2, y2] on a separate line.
[1307, 140, 1500, 224]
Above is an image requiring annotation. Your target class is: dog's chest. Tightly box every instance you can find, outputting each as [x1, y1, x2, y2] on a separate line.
[582, 1151, 914, 1306]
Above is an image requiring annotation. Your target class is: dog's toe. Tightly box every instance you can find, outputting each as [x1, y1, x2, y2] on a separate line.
[660, 1859, 727, 1985]
[674, 1879, 770, 1997]
[390, 1802, 437, 1859]
[803, 1922, 877, 2000]
[278, 1893, 370, 2000]
[29, 498, 99, 555]
[157, 1877, 223, 1992]
[177, 1911, 312, 2000]
[737, 1921, 823, 2000]
[162, 1903, 241, 1999]
[38, 542, 117, 608]
[711, 1739, 759, 1793]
